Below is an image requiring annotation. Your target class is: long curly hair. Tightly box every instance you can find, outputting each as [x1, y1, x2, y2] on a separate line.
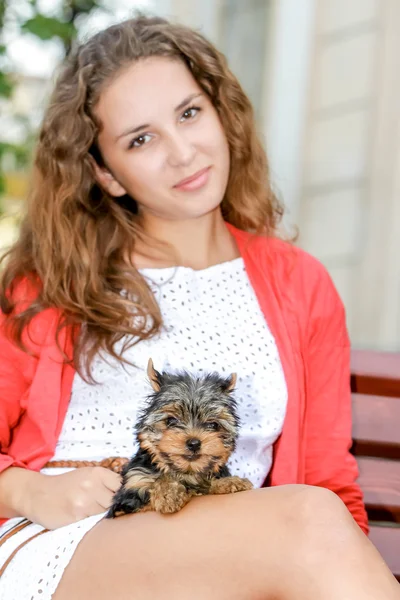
[0, 14, 285, 380]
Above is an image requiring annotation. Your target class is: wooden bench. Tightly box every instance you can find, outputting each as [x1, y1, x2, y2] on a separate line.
[351, 349, 400, 581]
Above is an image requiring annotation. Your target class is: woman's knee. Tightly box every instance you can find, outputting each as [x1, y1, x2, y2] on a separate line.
[277, 484, 362, 559]
[209, 484, 354, 559]
[294, 485, 355, 530]
[245, 484, 349, 526]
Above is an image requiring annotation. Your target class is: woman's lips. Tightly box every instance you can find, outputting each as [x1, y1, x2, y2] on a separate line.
[174, 167, 211, 191]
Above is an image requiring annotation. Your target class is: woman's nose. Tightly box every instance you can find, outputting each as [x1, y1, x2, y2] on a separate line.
[167, 132, 196, 168]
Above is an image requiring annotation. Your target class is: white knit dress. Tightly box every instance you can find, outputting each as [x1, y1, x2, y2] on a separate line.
[0, 258, 287, 599]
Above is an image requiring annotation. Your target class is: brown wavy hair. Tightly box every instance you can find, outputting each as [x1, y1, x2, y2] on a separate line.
[0, 14, 284, 380]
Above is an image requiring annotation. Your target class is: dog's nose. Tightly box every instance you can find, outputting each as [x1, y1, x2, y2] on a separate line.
[186, 438, 201, 453]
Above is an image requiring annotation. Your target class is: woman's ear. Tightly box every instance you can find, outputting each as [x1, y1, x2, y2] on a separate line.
[89, 155, 127, 197]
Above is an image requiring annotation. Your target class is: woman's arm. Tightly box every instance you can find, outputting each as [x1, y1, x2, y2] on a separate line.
[0, 467, 42, 518]
[0, 304, 121, 529]
[0, 310, 36, 473]
[301, 257, 369, 533]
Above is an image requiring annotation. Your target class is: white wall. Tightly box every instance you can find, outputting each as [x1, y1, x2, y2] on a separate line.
[263, 0, 316, 227]
[295, 0, 400, 350]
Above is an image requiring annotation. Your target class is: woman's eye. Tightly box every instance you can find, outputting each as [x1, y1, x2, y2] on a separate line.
[166, 416, 179, 428]
[205, 422, 220, 431]
[180, 106, 201, 122]
[128, 133, 151, 149]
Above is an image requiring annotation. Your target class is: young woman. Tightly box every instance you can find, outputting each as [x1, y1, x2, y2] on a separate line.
[0, 14, 399, 600]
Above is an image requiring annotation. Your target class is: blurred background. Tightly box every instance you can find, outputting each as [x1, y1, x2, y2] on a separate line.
[0, 0, 399, 351]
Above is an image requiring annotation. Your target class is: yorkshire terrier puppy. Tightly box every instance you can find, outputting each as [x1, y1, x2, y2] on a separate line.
[107, 359, 253, 517]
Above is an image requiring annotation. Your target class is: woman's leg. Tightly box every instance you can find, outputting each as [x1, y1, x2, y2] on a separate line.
[54, 485, 400, 600]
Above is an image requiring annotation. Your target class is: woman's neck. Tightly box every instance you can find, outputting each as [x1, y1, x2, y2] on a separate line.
[133, 209, 240, 270]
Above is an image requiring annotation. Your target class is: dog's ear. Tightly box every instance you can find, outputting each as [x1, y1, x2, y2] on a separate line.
[225, 373, 237, 392]
[147, 358, 162, 392]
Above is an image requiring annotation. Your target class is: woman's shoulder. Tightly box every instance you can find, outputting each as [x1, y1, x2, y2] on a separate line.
[0, 275, 61, 350]
[1, 274, 41, 309]
[261, 235, 330, 282]
[228, 224, 332, 287]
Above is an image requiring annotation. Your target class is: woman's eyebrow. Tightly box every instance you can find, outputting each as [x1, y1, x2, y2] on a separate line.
[174, 92, 203, 113]
[115, 92, 204, 141]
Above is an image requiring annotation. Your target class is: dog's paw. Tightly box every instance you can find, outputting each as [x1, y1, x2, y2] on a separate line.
[210, 475, 253, 495]
[151, 480, 191, 514]
[106, 486, 151, 518]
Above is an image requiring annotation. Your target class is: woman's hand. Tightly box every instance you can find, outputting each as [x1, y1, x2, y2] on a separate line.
[19, 467, 122, 530]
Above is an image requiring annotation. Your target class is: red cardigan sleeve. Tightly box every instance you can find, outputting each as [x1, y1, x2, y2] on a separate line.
[301, 255, 369, 534]
[0, 283, 39, 473]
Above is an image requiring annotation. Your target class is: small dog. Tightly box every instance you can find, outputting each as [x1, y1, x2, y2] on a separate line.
[107, 359, 253, 517]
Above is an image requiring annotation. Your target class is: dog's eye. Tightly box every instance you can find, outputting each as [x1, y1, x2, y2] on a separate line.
[165, 416, 179, 428]
[204, 422, 220, 431]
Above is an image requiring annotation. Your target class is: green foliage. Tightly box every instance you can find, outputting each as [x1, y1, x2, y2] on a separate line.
[0, 0, 6, 27]
[65, 0, 102, 17]
[0, 140, 33, 169]
[0, 0, 104, 211]
[21, 14, 76, 42]
[0, 143, 7, 200]
[0, 69, 12, 97]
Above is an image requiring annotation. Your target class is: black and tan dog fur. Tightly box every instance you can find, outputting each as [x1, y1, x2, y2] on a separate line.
[107, 359, 253, 517]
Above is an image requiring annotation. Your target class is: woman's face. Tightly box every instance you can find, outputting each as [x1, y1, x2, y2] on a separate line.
[94, 57, 230, 223]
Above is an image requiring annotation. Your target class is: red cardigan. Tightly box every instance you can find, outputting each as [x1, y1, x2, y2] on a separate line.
[0, 226, 368, 532]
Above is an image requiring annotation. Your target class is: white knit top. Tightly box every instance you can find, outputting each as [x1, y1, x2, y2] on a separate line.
[52, 257, 288, 487]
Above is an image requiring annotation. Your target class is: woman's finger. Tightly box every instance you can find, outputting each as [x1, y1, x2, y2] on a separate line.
[98, 468, 122, 493]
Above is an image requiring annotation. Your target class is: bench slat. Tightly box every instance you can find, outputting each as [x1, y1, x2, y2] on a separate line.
[350, 350, 400, 580]
[352, 394, 400, 459]
[351, 350, 400, 397]
[357, 457, 400, 521]
[369, 526, 400, 581]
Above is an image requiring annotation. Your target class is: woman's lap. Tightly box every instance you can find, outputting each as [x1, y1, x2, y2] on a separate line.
[53, 485, 314, 600]
[1, 485, 366, 600]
